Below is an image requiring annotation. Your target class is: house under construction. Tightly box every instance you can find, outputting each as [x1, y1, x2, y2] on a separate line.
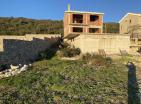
[64, 5, 131, 55]
[64, 5, 104, 37]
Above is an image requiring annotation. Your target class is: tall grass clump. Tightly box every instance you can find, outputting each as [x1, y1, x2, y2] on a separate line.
[82, 53, 112, 66]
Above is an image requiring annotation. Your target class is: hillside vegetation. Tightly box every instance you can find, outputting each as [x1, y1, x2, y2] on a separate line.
[103, 23, 119, 33]
[0, 17, 63, 35]
[0, 17, 119, 35]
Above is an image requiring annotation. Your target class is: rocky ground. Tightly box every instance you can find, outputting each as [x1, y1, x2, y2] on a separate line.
[0, 64, 31, 79]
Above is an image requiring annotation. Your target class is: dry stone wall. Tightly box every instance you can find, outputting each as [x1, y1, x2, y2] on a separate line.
[0, 34, 61, 65]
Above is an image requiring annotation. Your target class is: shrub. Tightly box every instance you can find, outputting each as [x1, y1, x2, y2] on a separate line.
[81, 53, 92, 61]
[60, 42, 70, 49]
[61, 47, 81, 57]
[58, 42, 81, 58]
[105, 57, 112, 64]
[37, 49, 57, 60]
[82, 53, 112, 66]
[137, 48, 141, 53]
[37, 41, 61, 60]
[0, 64, 9, 71]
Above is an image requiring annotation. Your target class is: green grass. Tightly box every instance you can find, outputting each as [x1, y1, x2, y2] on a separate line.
[0, 57, 128, 104]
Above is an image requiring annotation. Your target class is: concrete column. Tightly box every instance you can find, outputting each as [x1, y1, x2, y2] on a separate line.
[86, 13, 88, 24]
[101, 15, 103, 33]
[135, 38, 138, 45]
[68, 14, 71, 33]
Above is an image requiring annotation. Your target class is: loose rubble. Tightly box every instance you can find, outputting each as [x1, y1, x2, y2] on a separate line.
[0, 64, 31, 79]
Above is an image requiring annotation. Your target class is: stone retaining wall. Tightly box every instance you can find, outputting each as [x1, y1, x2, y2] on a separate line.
[0, 34, 61, 65]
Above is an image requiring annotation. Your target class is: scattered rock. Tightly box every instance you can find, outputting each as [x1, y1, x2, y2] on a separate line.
[95, 95, 103, 102]
[10, 64, 19, 69]
[20, 65, 28, 72]
[0, 64, 31, 79]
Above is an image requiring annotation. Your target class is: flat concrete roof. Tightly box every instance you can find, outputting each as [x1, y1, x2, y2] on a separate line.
[65, 10, 104, 15]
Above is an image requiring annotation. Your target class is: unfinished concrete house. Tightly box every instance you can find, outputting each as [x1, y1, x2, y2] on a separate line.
[119, 13, 141, 52]
[64, 5, 130, 54]
[64, 5, 104, 37]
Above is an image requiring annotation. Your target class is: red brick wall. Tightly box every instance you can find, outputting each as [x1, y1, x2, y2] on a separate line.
[87, 14, 103, 26]
[83, 14, 87, 24]
[83, 27, 87, 33]
[64, 12, 103, 36]
[64, 13, 70, 36]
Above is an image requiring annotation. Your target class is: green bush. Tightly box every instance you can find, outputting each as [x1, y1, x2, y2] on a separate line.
[60, 42, 70, 49]
[58, 42, 81, 57]
[0, 64, 9, 71]
[37, 41, 61, 60]
[37, 49, 57, 60]
[137, 48, 141, 53]
[105, 57, 112, 64]
[61, 47, 81, 57]
[81, 53, 92, 61]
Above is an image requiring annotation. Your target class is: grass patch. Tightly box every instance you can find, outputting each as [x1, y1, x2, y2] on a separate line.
[0, 57, 128, 103]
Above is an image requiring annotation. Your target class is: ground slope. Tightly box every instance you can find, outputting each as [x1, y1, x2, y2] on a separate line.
[0, 57, 128, 104]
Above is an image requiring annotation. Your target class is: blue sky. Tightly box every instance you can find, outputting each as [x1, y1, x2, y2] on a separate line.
[0, 0, 141, 22]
